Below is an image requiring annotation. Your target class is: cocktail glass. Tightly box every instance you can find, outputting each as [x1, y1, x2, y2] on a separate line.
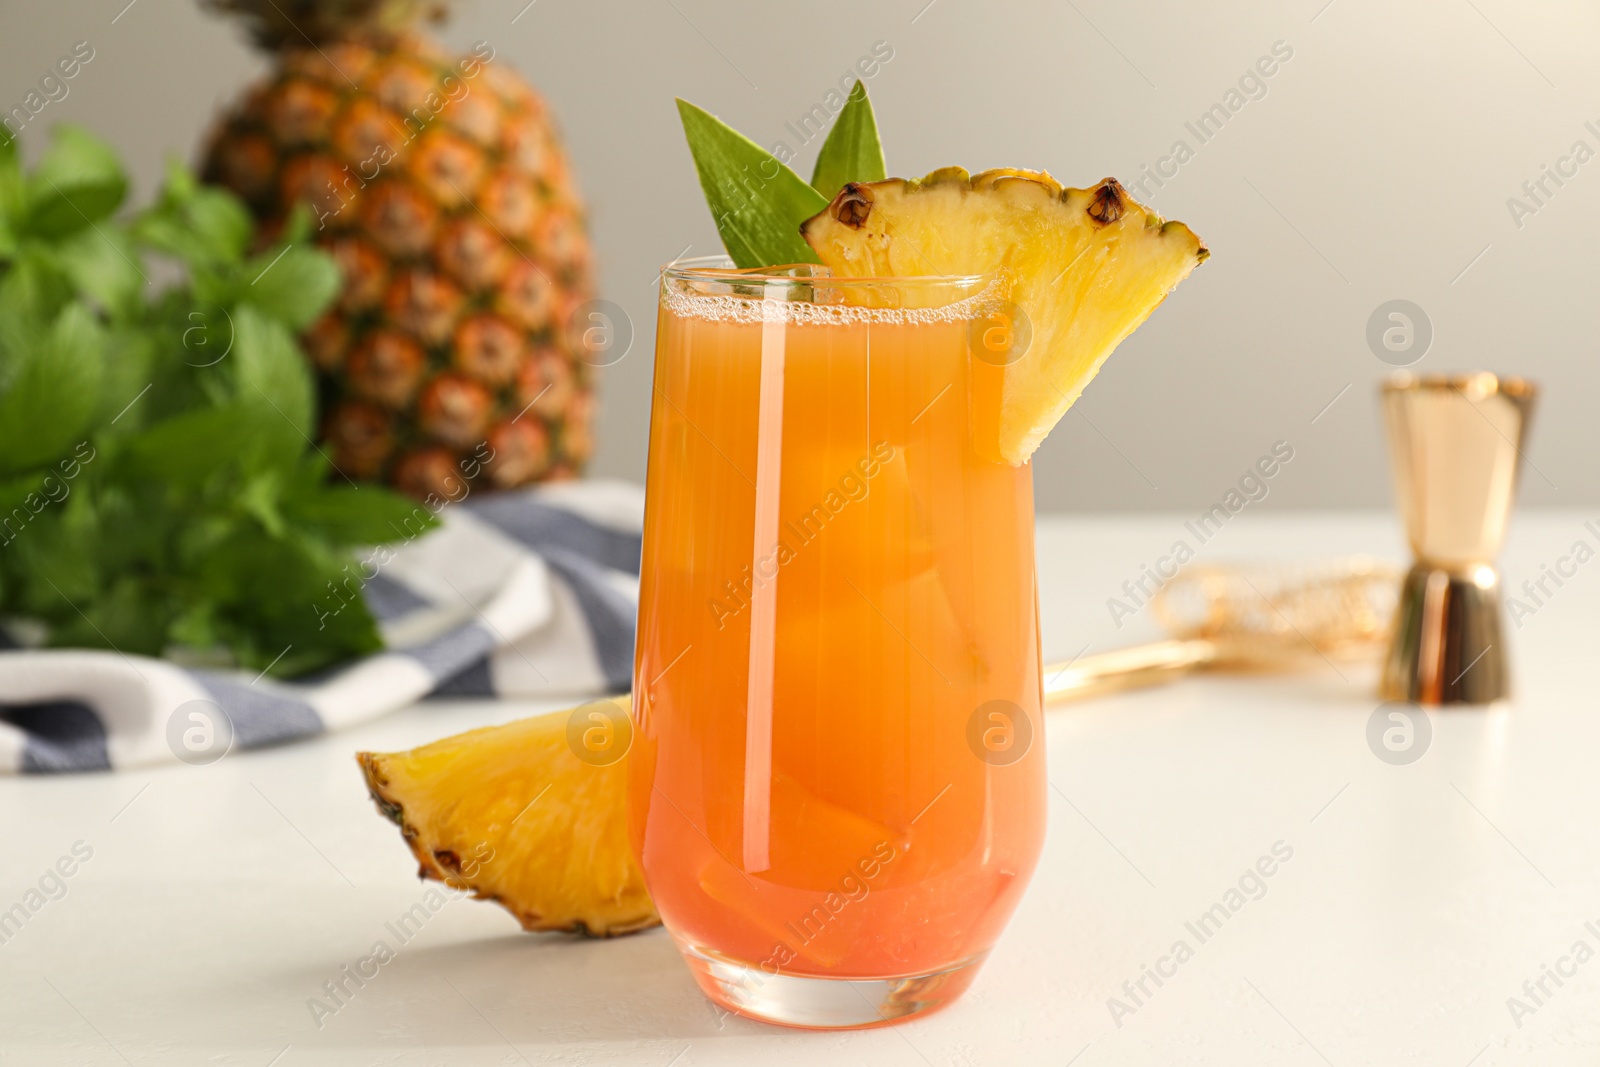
[629, 258, 1047, 1029]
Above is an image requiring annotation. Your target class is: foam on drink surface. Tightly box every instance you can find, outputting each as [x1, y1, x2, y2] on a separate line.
[662, 280, 1002, 327]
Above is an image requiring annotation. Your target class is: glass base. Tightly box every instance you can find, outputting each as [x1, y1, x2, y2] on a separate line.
[680, 942, 988, 1030]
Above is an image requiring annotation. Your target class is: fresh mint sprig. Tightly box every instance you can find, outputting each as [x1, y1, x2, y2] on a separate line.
[0, 125, 432, 678]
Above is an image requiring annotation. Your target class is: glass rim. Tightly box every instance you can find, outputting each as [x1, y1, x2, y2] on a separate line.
[660, 254, 990, 288]
[1383, 371, 1537, 400]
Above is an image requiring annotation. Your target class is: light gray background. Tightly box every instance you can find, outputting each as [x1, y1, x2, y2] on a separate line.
[2, 0, 1592, 512]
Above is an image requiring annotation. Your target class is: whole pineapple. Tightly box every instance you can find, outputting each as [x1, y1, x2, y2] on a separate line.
[199, 0, 596, 498]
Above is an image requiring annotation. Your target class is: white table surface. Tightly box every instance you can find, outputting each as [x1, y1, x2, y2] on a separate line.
[5, 510, 1599, 1067]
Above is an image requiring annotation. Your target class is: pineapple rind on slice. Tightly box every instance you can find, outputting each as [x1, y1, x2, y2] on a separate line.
[801, 168, 1206, 465]
[357, 705, 658, 937]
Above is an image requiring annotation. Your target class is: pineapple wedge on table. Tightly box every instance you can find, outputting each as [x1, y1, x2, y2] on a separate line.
[359, 703, 657, 937]
[200, 0, 596, 498]
[801, 169, 1207, 464]
[358, 170, 1205, 934]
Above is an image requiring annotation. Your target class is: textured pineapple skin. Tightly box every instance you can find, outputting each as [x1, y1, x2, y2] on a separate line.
[357, 706, 659, 938]
[201, 34, 596, 498]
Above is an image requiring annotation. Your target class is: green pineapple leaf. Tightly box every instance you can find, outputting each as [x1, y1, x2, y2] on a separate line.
[677, 98, 828, 269]
[810, 81, 886, 198]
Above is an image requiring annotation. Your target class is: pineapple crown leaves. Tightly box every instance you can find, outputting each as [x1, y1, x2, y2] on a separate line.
[0, 125, 434, 678]
[678, 81, 886, 270]
[201, 0, 449, 48]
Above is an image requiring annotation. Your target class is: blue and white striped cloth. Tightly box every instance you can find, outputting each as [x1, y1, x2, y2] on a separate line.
[0, 480, 643, 774]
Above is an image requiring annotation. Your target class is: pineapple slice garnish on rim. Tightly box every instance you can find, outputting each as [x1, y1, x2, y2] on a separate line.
[801, 168, 1207, 465]
[358, 704, 657, 937]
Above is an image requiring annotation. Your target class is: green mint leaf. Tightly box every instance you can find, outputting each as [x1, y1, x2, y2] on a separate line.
[241, 242, 340, 329]
[176, 187, 255, 267]
[92, 327, 155, 429]
[46, 576, 168, 657]
[0, 130, 20, 259]
[677, 98, 827, 269]
[23, 126, 127, 239]
[0, 471, 36, 514]
[231, 304, 314, 454]
[0, 302, 103, 477]
[810, 81, 887, 198]
[239, 470, 288, 538]
[278, 203, 317, 245]
[132, 160, 254, 267]
[283, 482, 437, 546]
[55, 225, 145, 316]
[167, 601, 224, 653]
[198, 527, 385, 676]
[10, 509, 100, 611]
[0, 248, 75, 333]
[124, 403, 261, 488]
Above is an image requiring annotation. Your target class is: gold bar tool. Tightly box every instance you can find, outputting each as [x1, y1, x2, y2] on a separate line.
[1377, 372, 1537, 705]
[1043, 559, 1399, 703]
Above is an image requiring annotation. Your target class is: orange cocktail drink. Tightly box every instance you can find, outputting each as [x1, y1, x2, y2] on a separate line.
[629, 260, 1046, 1028]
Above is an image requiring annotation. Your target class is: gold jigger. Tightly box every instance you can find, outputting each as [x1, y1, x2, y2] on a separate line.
[1379, 372, 1537, 705]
